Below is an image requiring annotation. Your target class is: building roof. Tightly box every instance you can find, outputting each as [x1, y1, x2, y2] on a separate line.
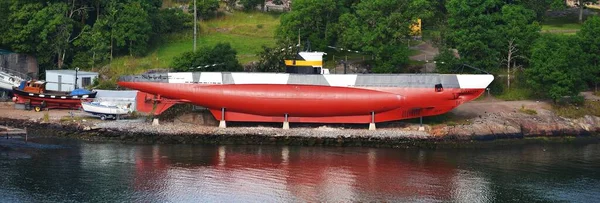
[0, 49, 13, 55]
[46, 69, 98, 75]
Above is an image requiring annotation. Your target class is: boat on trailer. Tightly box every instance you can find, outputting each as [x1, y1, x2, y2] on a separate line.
[12, 80, 97, 111]
[117, 52, 494, 128]
[0, 69, 24, 91]
[81, 102, 131, 120]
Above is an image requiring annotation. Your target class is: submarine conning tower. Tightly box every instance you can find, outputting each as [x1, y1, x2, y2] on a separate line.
[284, 52, 327, 74]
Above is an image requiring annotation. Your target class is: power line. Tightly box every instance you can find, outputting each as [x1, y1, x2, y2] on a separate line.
[190, 63, 224, 70]
[327, 46, 361, 53]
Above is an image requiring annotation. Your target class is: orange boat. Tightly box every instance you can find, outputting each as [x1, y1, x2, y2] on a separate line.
[118, 52, 493, 126]
[12, 80, 96, 111]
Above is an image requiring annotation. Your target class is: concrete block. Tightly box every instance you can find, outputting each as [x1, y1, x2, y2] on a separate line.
[283, 121, 290, 130]
[152, 118, 160, 126]
[219, 120, 227, 128]
[369, 123, 376, 131]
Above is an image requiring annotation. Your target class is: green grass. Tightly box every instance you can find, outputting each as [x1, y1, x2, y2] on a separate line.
[155, 32, 277, 65]
[104, 11, 280, 81]
[519, 105, 538, 115]
[496, 87, 534, 101]
[553, 101, 600, 118]
[541, 15, 582, 35]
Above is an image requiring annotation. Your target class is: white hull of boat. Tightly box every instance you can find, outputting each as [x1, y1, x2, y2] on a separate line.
[0, 70, 24, 91]
[0, 81, 14, 91]
[82, 102, 130, 115]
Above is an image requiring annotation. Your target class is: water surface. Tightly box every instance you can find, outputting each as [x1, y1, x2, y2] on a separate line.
[0, 137, 598, 202]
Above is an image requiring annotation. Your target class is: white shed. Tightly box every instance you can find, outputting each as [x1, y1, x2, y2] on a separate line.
[45, 69, 98, 91]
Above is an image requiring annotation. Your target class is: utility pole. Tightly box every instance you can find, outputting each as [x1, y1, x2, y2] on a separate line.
[194, 0, 197, 52]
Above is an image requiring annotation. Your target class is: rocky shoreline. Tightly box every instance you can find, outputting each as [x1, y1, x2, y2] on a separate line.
[1, 110, 599, 148]
[1, 99, 600, 148]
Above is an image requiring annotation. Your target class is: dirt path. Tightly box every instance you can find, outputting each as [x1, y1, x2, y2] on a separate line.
[409, 42, 439, 62]
[409, 41, 440, 73]
[0, 102, 87, 122]
[452, 98, 550, 118]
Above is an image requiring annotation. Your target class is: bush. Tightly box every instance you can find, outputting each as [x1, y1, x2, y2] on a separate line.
[519, 105, 537, 115]
[95, 79, 118, 90]
[157, 8, 192, 34]
[171, 43, 242, 72]
[187, 0, 219, 20]
[556, 95, 585, 106]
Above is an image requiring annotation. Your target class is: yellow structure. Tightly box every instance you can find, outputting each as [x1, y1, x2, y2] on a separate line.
[410, 18, 422, 37]
[585, 2, 600, 10]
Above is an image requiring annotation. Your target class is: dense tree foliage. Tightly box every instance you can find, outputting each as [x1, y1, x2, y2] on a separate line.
[276, 0, 355, 51]
[239, 0, 265, 10]
[276, 0, 429, 73]
[339, 0, 432, 73]
[0, 0, 191, 74]
[253, 43, 298, 72]
[445, 0, 540, 73]
[577, 16, 600, 91]
[188, 0, 220, 19]
[526, 35, 586, 101]
[171, 43, 242, 72]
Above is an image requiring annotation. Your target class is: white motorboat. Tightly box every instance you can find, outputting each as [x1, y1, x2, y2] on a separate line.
[0, 69, 23, 91]
[81, 101, 131, 120]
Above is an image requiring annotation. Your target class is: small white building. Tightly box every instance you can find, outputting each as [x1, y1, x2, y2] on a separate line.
[45, 69, 98, 91]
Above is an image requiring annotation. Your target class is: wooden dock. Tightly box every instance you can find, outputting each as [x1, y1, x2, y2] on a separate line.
[0, 125, 27, 137]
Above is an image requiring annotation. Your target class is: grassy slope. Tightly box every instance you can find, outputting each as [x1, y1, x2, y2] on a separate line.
[105, 11, 280, 80]
[540, 15, 582, 35]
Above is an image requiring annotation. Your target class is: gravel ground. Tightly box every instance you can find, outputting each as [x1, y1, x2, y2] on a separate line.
[1, 101, 432, 139]
[92, 119, 431, 139]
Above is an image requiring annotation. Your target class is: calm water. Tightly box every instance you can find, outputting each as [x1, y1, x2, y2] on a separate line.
[0, 137, 599, 202]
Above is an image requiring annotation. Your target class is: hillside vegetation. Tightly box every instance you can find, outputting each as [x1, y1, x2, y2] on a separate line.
[103, 11, 279, 81]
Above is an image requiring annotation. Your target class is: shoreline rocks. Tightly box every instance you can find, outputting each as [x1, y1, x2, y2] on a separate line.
[0, 112, 599, 148]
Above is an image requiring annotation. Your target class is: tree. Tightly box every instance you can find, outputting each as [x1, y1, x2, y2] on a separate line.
[434, 48, 461, 73]
[1, 1, 90, 70]
[577, 16, 600, 91]
[73, 22, 111, 69]
[446, 0, 504, 72]
[172, 43, 242, 72]
[239, 0, 264, 10]
[575, 0, 596, 23]
[188, 0, 219, 20]
[255, 43, 298, 72]
[526, 35, 586, 102]
[499, 4, 540, 89]
[445, 1, 540, 73]
[155, 8, 193, 35]
[550, 0, 595, 23]
[222, 0, 237, 11]
[520, 0, 556, 21]
[277, 0, 344, 51]
[338, 0, 432, 73]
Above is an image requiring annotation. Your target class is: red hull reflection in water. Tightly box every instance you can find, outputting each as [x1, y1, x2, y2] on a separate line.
[131, 146, 469, 202]
[213, 147, 456, 202]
